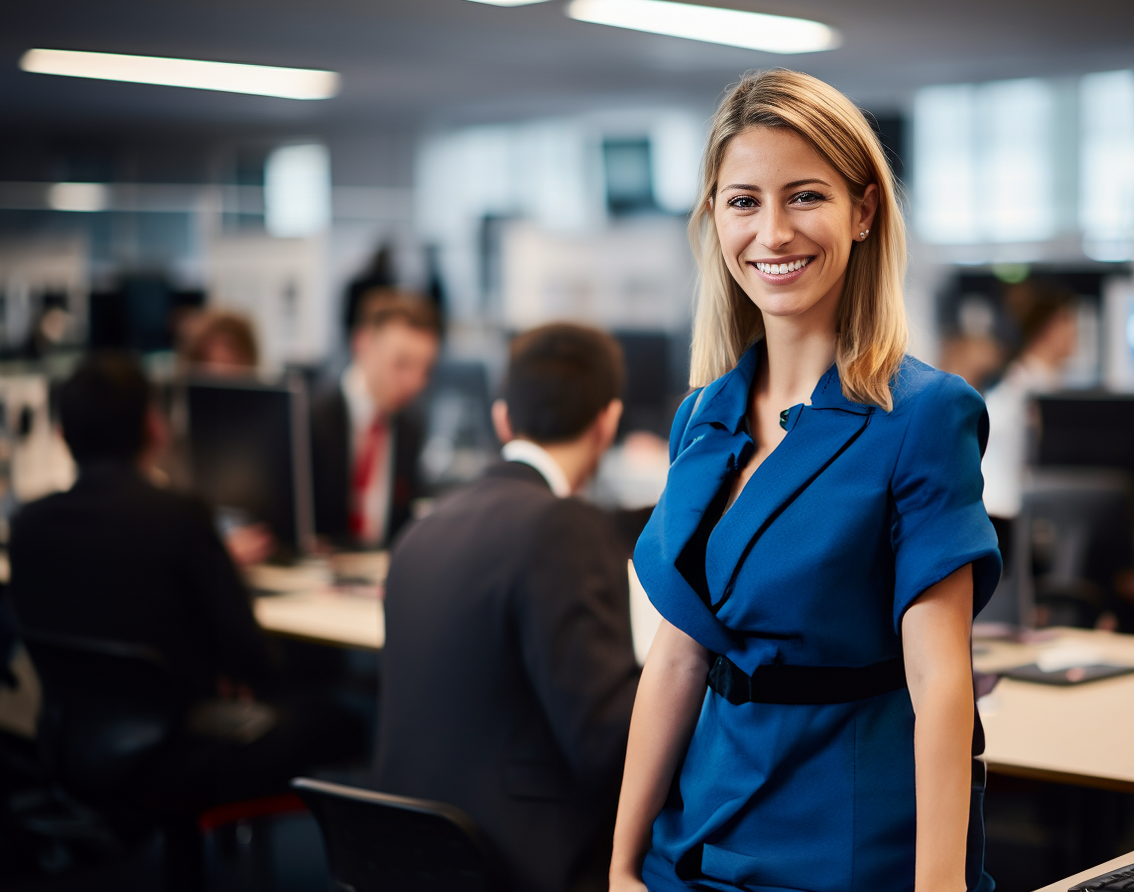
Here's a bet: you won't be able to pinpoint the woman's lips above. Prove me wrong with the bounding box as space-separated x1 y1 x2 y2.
748 256 813 285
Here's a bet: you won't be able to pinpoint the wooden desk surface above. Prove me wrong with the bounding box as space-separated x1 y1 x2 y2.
1032 850 1134 892
248 555 386 651
974 628 1134 791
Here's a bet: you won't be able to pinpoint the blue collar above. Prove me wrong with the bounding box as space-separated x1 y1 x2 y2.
688 340 874 439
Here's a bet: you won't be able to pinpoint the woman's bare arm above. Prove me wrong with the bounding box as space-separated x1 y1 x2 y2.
609 618 711 891
902 563 976 892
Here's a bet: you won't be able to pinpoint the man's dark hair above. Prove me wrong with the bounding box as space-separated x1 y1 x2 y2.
354 290 442 337
504 324 624 444
59 353 152 465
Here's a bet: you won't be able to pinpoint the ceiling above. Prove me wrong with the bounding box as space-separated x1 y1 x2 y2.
3 0 1134 136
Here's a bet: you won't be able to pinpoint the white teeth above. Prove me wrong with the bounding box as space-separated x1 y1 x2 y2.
755 258 810 275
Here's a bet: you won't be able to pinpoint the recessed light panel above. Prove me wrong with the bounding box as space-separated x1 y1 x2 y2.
20 49 340 100
566 0 840 54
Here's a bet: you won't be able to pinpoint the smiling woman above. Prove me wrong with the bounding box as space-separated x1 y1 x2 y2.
609 70 1002 892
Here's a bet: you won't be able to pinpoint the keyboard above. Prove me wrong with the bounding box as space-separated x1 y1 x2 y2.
1070 863 1134 890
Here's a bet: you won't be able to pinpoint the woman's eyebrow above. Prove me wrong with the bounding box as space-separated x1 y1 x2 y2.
719 178 832 191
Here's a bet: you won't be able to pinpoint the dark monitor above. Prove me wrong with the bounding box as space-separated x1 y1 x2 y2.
185 376 314 558
1034 393 1134 476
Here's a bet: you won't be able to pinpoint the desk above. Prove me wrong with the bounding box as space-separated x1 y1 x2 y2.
1033 851 1134 892
974 628 1134 792
250 556 663 661
248 556 386 651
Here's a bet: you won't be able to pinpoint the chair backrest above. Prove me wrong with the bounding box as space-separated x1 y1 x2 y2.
291 777 502 892
20 627 181 802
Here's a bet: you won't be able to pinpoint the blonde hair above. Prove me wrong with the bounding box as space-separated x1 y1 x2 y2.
689 69 908 411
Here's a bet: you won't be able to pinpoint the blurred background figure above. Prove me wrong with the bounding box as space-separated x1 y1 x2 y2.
937 333 1007 392
178 310 260 377
310 292 440 549
376 323 640 892
982 283 1079 521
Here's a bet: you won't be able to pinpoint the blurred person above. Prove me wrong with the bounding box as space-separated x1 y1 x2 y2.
937 333 1006 392
179 309 259 376
9 354 363 816
310 291 440 548
982 284 1078 519
610 70 1000 892
375 324 641 892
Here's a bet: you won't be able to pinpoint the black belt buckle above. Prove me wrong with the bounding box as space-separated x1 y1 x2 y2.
709 654 750 705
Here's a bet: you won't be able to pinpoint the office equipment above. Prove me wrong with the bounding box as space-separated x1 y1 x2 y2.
1000 663 1134 685
1068 862 1134 891
185 375 314 558
292 777 501 892
419 359 496 488
1035 394 1134 476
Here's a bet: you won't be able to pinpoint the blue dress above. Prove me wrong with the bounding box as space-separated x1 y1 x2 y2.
634 342 1002 892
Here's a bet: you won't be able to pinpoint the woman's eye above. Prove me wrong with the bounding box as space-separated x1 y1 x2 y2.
727 196 757 209
791 191 825 205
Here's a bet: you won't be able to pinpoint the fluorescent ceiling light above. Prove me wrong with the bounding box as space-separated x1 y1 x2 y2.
464 0 553 5
20 49 340 100
566 0 839 54
47 183 109 212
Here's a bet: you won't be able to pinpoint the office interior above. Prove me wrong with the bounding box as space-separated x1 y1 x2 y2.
2 1 1134 890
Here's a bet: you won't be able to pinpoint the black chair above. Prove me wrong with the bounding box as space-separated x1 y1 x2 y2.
291 777 502 892
19 628 300 890
20 628 181 808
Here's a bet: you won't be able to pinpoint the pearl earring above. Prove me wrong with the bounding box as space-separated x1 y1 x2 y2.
858 229 869 240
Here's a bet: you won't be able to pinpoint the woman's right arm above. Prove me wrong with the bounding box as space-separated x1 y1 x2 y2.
610 618 711 891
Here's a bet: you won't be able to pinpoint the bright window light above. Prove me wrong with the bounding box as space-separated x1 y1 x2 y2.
565 0 839 54
1080 70 1134 256
47 182 109 212
20 49 340 100
265 144 331 237
914 78 1055 244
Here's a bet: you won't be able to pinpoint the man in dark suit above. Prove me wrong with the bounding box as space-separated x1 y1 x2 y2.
310 292 440 548
10 354 358 813
375 324 641 892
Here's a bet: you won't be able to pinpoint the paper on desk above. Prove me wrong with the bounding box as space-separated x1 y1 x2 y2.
1035 643 1105 672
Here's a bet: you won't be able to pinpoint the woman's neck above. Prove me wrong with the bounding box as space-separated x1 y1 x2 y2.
758 318 838 410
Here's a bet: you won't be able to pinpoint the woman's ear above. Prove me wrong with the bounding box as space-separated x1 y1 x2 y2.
855 183 879 236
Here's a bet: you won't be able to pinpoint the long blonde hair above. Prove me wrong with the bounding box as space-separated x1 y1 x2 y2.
688 69 908 411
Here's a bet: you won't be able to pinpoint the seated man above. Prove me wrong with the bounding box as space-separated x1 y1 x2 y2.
310 292 441 548
375 323 641 892
9 354 357 812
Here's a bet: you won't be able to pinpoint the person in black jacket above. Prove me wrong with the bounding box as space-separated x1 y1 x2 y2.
9 354 358 813
310 292 440 548
375 324 641 892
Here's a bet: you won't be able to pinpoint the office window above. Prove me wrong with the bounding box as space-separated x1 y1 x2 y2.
265 144 331 238
914 78 1056 244
1080 70 1134 260
914 85 978 243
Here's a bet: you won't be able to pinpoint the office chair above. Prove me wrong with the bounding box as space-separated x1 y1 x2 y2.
291 777 502 892
20 628 180 806
19 628 303 890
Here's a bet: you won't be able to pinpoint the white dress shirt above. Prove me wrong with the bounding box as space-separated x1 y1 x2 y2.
501 439 571 498
341 363 396 545
981 357 1060 518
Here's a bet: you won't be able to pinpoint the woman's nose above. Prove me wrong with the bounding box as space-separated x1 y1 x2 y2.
758 205 793 250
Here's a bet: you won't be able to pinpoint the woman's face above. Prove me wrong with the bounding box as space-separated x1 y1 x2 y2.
713 126 877 330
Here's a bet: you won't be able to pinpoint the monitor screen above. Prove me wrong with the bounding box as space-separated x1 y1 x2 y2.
185 376 314 558
1035 393 1134 476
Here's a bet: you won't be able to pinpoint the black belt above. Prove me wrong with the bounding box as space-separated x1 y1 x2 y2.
708 654 907 705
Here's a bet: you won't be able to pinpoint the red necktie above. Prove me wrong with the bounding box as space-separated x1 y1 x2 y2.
349 415 388 540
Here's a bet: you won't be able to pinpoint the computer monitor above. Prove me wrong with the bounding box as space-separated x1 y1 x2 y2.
185 375 314 559
1034 393 1134 476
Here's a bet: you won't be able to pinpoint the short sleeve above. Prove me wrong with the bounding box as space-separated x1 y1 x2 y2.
891 374 1002 631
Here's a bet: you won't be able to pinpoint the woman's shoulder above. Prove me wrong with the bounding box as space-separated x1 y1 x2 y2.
888 355 983 419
